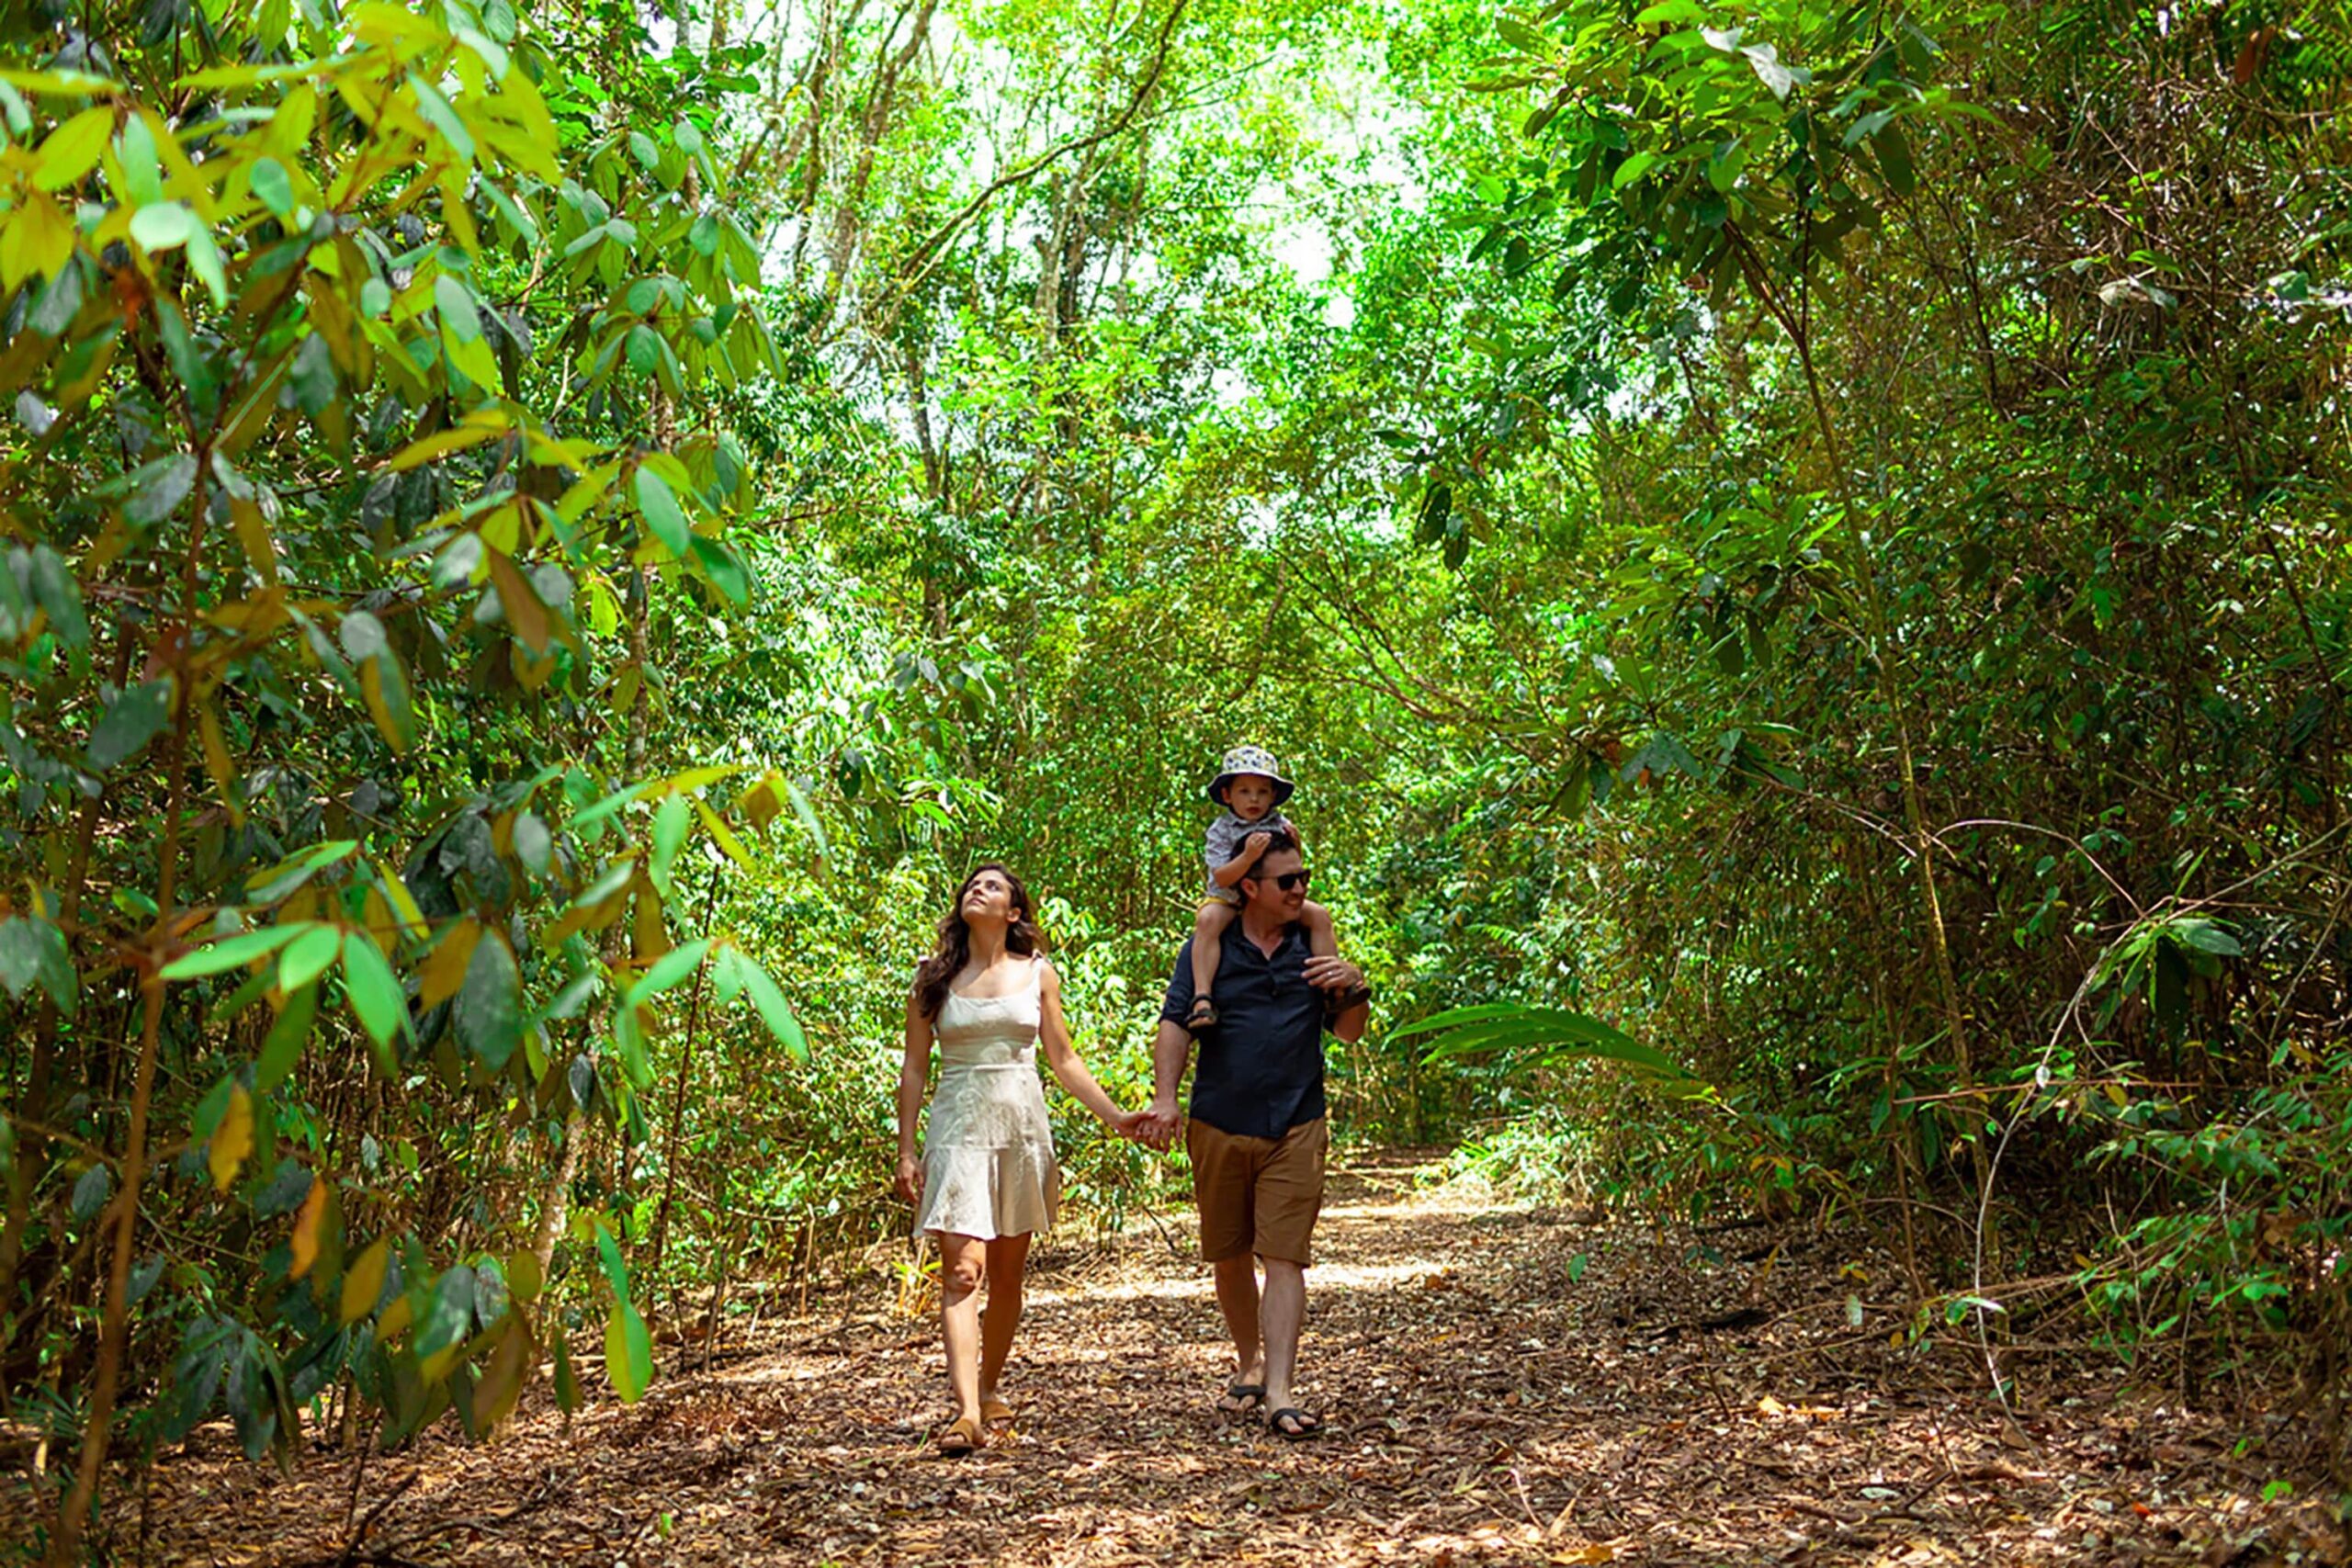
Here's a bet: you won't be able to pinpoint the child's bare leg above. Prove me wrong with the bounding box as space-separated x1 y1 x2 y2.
1190 901 1237 1025
1302 899 1338 958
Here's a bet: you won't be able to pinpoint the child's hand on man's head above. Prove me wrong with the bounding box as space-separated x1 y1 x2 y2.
1244 830 1270 855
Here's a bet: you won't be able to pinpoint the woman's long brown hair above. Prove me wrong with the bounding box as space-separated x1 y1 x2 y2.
912 863 1048 1021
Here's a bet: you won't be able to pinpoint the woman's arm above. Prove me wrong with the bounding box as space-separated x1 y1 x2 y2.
894 985 933 1203
1036 963 1148 1135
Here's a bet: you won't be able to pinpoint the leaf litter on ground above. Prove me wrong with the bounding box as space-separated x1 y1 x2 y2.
57 1153 2351 1567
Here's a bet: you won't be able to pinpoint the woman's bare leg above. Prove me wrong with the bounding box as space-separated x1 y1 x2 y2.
978 1232 1031 1404
936 1233 987 1427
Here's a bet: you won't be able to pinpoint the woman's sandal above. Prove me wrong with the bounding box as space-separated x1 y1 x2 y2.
936 1416 985 1455
1265 1406 1324 1441
1217 1382 1265 1416
1185 996 1219 1035
980 1396 1014 1425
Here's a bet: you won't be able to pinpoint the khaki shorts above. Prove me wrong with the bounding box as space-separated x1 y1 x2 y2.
1187 1117 1327 1266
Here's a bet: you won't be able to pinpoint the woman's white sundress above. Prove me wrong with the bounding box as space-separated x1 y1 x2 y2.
914 953 1061 1240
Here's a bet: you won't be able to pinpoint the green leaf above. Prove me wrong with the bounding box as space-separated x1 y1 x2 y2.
613 1000 651 1087
553 1328 581 1414
127 199 197 253
712 945 750 1005
163 923 303 980
87 679 175 771
1495 16 1547 52
454 931 522 1069
625 937 708 1007
410 77 475 163
689 538 752 605
632 465 691 556
250 156 294 216
341 931 408 1059
124 455 197 526
72 1164 111 1224
255 981 315 1092
650 792 688 896
435 274 484 342
594 1224 630 1297
735 958 808 1064
28 545 87 654
513 812 552 874
1392 1003 1691 1083
277 923 342 991
0 916 64 1002
1612 151 1657 190
418 1264 477 1358
2170 919 2242 958
605 1300 651 1402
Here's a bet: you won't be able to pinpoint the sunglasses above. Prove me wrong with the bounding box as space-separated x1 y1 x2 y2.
1255 870 1311 892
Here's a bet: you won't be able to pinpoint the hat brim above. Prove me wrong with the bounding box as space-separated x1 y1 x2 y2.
1208 771 1295 807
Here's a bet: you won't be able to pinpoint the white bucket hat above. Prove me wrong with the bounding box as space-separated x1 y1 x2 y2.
1206 744 1295 806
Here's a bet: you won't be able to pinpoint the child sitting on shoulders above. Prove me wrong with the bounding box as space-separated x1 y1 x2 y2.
1186 744 1337 1035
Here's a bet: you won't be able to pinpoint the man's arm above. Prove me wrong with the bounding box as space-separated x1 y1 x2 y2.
1148 942 1199 1145
1304 954 1372 1043
1148 1019 1193 1145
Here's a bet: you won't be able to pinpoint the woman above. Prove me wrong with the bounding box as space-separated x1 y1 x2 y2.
894 863 1148 1454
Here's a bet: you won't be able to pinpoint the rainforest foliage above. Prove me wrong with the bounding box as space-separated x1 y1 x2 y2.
0 0 2345 1548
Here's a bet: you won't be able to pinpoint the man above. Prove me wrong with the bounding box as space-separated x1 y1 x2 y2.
1144 829 1371 1440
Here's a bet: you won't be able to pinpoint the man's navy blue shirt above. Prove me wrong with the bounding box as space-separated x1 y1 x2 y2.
1160 922 1329 1140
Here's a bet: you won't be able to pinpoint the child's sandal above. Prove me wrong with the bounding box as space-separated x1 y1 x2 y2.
1185 996 1219 1035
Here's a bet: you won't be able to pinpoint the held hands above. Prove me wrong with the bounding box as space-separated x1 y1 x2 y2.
893 1154 922 1206
1114 1100 1182 1151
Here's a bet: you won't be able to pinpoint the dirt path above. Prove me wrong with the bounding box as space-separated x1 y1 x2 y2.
97 1154 2343 1565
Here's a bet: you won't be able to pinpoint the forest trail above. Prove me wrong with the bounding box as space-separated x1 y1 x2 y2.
137 1154 2334 1567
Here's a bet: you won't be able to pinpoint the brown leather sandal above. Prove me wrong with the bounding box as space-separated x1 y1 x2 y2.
936 1416 984 1455
980 1396 1014 1424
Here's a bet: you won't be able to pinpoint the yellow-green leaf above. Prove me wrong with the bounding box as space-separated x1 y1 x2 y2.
209 1083 254 1193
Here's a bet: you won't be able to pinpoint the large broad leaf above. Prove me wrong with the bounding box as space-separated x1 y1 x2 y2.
632 465 690 556
417 1264 477 1362
341 1239 390 1325
276 923 342 992
340 930 409 1060
454 931 522 1068
1394 1003 1692 1083
605 1299 650 1403
0 914 74 1010
87 678 174 771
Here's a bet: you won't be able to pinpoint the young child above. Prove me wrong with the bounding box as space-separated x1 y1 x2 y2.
1186 744 1338 1034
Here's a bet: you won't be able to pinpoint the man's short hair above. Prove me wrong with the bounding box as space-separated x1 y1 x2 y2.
1238 829 1301 904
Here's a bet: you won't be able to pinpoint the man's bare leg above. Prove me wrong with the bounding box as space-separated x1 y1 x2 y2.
1258 1257 1307 1418
1213 1253 1263 1410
